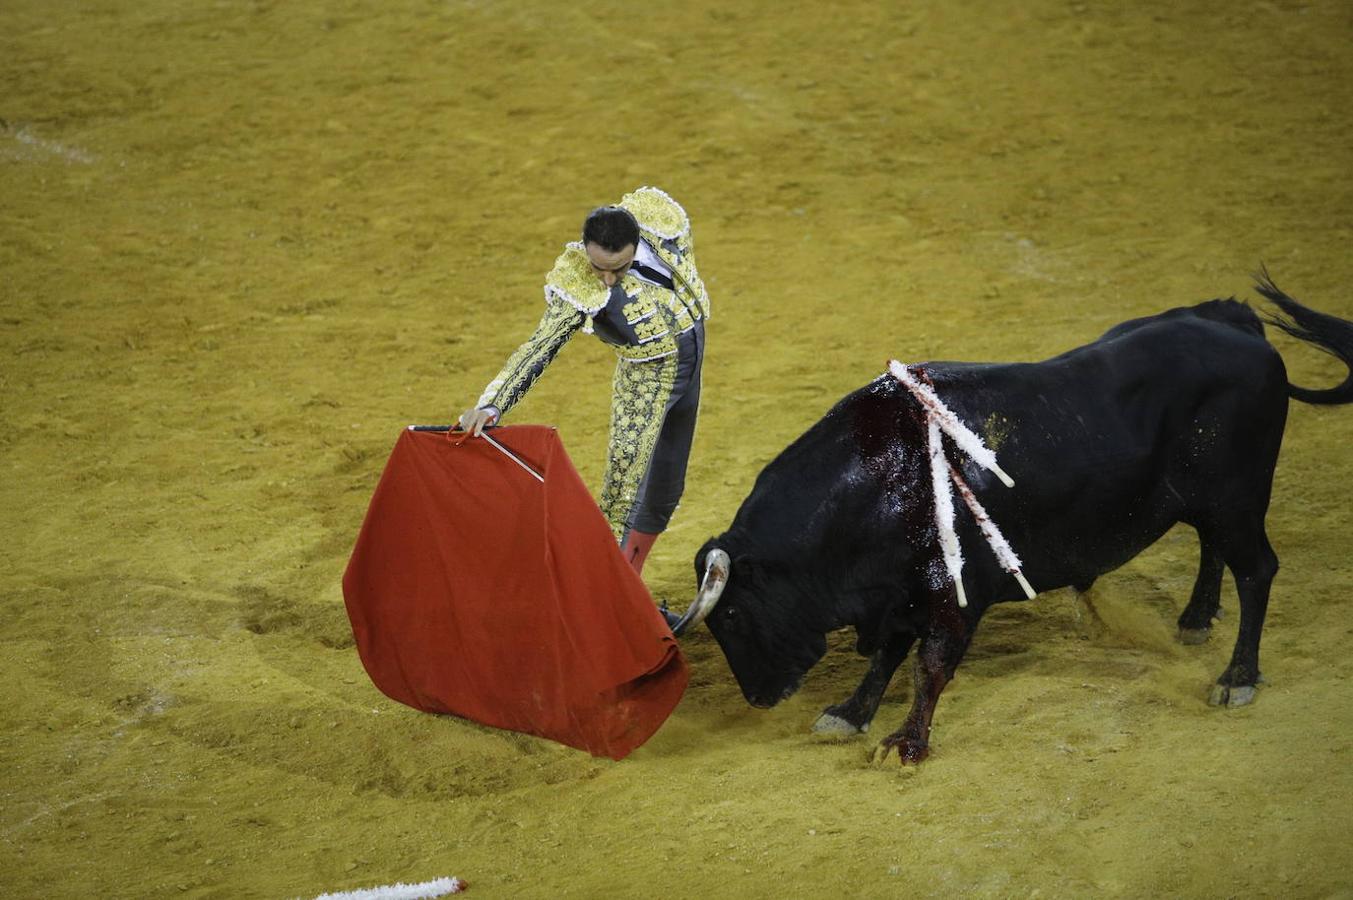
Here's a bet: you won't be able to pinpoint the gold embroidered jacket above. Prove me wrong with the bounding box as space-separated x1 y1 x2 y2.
476 186 710 416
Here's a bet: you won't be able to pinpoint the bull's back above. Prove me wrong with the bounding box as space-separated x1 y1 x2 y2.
915 304 1287 592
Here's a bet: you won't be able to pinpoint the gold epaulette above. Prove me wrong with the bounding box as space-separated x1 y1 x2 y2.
543 243 610 333
618 186 691 243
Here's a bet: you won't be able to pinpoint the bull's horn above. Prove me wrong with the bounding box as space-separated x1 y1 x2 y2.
672 549 730 637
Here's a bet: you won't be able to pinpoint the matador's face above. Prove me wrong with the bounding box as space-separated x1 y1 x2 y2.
585 241 636 288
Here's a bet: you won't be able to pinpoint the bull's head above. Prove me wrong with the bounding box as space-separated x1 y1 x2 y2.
673 540 830 708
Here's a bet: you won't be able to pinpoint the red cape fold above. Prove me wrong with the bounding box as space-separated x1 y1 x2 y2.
342 425 688 760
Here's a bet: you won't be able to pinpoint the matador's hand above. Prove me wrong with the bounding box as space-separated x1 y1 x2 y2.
458 406 498 437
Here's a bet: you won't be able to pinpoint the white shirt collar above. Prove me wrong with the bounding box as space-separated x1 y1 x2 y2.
632 240 673 280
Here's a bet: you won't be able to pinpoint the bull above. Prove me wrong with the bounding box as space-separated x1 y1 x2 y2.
672 274 1353 763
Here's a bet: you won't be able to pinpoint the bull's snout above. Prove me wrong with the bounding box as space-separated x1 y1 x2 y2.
743 674 805 709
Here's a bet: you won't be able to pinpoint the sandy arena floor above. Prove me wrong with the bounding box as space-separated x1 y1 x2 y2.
3 1 1352 897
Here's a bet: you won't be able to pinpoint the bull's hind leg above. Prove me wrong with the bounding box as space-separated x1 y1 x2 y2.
813 632 915 737
1210 528 1279 708
1178 533 1226 644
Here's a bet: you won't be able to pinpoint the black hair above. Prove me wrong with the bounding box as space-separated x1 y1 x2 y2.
581 206 641 252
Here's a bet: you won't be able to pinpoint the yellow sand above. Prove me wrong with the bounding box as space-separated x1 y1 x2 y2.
3 1 1351 897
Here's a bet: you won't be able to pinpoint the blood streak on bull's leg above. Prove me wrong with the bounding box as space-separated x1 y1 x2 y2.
875 589 974 764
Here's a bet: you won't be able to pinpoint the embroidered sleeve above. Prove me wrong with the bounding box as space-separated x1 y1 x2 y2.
475 298 585 417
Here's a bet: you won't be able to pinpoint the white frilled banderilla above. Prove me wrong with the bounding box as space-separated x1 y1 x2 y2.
887 361 1037 608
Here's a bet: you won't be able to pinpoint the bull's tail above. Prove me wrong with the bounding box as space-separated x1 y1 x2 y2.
1256 268 1353 406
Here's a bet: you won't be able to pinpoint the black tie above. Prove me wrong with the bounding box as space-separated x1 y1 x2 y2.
630 262 674 290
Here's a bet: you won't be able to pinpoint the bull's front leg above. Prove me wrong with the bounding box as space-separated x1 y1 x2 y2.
876 598 973 765
813 632 915 737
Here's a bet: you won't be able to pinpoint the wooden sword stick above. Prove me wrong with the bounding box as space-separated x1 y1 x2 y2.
407 425 544 482
478 432 544 483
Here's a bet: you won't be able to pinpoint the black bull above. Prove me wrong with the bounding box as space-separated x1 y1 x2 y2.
679 277 1353 763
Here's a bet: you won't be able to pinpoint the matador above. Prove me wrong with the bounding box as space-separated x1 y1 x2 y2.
459 186 710 579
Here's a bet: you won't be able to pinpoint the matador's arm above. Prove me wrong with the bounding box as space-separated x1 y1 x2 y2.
474 298 586 420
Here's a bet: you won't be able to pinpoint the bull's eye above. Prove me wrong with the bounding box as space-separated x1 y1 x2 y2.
718 605 744 634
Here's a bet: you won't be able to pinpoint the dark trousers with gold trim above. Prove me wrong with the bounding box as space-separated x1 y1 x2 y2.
599 322 705 542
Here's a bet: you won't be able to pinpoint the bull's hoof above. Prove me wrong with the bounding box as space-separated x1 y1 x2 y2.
872 734 929 766
1209 683 1257 708
1178 626 1212 645
812 713 868 738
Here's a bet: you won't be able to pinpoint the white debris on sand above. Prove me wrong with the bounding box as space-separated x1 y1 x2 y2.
312 876 467 900
4 125 98 165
